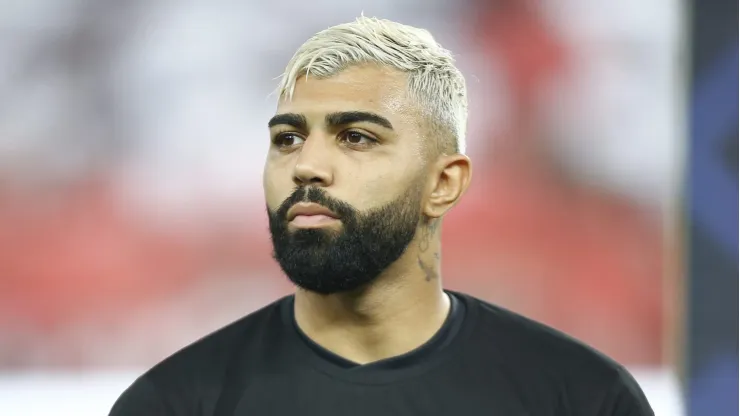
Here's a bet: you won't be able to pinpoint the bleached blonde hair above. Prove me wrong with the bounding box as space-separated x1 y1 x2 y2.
277 16 468 155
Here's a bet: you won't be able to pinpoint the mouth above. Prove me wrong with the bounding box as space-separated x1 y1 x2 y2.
287 202 340 228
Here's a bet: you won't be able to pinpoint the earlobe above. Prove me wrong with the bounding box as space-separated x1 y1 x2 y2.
423 154 472 219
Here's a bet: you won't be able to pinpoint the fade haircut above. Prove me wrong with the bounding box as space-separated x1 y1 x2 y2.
277 16 468 155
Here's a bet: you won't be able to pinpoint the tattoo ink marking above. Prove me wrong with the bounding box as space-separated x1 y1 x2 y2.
417 256 438 281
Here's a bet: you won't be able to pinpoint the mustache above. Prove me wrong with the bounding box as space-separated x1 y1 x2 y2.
276 186 357 220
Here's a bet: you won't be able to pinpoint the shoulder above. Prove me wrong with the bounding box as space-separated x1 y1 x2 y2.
462 293 625 377
459 293 654 415
109 296 290 415
109 376 169 416
147 295 287 381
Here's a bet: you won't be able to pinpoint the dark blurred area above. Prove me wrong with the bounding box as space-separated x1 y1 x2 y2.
685 0 738 415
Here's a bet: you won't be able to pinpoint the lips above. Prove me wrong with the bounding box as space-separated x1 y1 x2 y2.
286 202 339 222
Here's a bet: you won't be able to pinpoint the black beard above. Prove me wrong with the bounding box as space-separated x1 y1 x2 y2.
267 185 421 295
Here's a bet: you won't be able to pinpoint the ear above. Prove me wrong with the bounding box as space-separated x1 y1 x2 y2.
423 154 472 219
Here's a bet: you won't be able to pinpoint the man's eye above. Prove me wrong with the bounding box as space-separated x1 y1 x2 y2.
340 131 377 146
274 133 305 147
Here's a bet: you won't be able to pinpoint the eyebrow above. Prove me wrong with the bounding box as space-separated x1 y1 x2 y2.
268 113 308 130
267 111 394 131
325 111 394 130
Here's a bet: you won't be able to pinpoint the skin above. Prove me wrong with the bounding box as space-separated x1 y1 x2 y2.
264 64 472 364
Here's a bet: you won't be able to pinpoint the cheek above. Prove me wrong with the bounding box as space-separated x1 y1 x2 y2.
263 165 292 210
351 167 425 210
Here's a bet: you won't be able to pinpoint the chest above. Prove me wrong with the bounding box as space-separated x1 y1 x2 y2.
225 371 549 416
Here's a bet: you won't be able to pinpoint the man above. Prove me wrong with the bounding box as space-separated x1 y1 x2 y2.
110 16 654 415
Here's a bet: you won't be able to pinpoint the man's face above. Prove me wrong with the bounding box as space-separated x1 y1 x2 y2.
264 65 429 294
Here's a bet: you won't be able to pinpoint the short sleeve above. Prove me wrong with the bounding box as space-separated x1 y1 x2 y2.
109 376 172 416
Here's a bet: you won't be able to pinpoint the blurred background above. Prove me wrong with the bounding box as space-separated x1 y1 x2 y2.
0 0 735 415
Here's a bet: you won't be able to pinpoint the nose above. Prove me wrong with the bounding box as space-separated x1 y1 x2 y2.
292 135 334 187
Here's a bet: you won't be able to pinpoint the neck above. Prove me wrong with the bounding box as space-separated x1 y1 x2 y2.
293 233 448 364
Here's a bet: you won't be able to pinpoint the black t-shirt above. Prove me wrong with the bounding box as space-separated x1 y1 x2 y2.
109 292 654 416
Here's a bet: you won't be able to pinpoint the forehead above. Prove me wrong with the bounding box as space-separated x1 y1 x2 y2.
277 65 417 121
